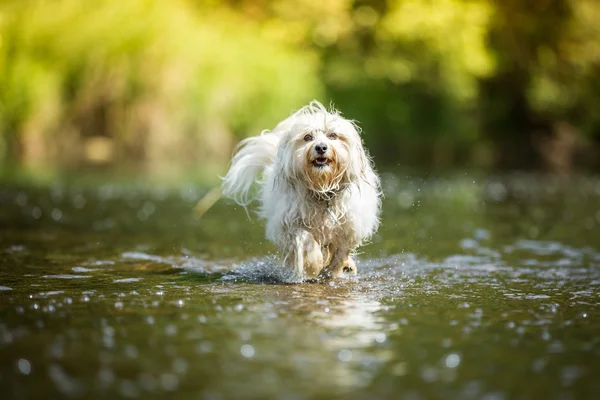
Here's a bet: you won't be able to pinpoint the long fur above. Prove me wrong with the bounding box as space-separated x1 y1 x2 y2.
222 100 382 280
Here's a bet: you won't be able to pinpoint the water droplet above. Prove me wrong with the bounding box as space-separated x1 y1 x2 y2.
73 194 86 209
196 341 212 354
114 278 143 283
125 345 138 359
392 362 408 376
173 358 188 375
160 373 179 391
164 325 177 336
138 372 156 391
541 330 551 341
532 358 546 373
137 211 148 221
460 238 478 249
142 202 156 215
338 349 352 362
375 333 386 343
444 353 460 368
15 192 28 206
421 366 438 382
584 218 594 230
17 358 31 375
98 368 115 388
119 379 139 398
51 209 62 221
486 182 507 202
32 207 42 219
561 366 582 387
241 344 255 358
1 330 13 344
474 228 490 240
529 226 539 238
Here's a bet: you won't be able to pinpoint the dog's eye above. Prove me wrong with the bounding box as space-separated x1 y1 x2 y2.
303 134 314 142
327 132 338 139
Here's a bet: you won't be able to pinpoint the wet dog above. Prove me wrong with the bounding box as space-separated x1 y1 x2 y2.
222 101 381 280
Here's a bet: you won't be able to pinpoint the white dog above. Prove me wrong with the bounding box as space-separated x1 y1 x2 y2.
222 101 382 280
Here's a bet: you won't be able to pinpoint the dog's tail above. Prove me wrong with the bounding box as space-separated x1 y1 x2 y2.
221 130 279 207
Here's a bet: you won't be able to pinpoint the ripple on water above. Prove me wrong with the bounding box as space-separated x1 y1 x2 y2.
122 251 166 263
34 291 65 298
71 267 99 273
121 251 231 274
7 245 25 253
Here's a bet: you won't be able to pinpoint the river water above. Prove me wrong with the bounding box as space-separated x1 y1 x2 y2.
1 171 599 399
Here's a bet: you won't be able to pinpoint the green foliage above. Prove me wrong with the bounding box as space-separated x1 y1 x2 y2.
0 0 599 169
0 0 322 165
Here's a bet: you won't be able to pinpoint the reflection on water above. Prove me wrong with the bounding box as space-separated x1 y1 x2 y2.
1 172 599 398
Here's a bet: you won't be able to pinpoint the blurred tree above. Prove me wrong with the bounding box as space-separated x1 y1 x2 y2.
1 0 599 172
321 0 495 165
0 0 321 170
480 0 600 170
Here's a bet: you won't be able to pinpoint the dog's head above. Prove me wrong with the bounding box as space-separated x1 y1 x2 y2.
276 101 373 197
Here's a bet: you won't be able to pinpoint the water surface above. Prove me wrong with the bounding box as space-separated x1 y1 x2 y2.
1 171 599 399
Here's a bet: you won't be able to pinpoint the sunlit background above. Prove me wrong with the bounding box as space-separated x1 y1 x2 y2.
1 0 599 181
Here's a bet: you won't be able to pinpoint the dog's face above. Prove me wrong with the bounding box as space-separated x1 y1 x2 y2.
278 112 369 195
297 128 349 193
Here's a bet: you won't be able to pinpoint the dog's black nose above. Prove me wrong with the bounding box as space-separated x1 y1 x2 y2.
315 143 328 154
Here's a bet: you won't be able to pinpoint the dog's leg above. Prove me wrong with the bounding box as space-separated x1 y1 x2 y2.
284 230 324 280
302 232 324 279
319 248 357 278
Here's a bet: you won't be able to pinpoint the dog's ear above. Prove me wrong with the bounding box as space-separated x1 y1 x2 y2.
349 137 374 186
273 137 298 191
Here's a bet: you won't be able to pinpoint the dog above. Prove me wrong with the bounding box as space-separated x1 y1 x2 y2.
222 101 382 280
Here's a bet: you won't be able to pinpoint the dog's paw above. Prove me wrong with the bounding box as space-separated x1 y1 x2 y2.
318 257 357 280
341 257 357 275
342 265 355 274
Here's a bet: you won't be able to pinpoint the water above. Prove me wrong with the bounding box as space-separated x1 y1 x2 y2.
1 171 600 399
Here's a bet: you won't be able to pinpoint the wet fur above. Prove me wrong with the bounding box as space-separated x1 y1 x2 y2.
222 101 382 280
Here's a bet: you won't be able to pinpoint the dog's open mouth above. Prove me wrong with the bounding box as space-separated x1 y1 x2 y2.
312 157 330 167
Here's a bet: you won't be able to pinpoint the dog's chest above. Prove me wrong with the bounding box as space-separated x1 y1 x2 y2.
304 205 349 246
